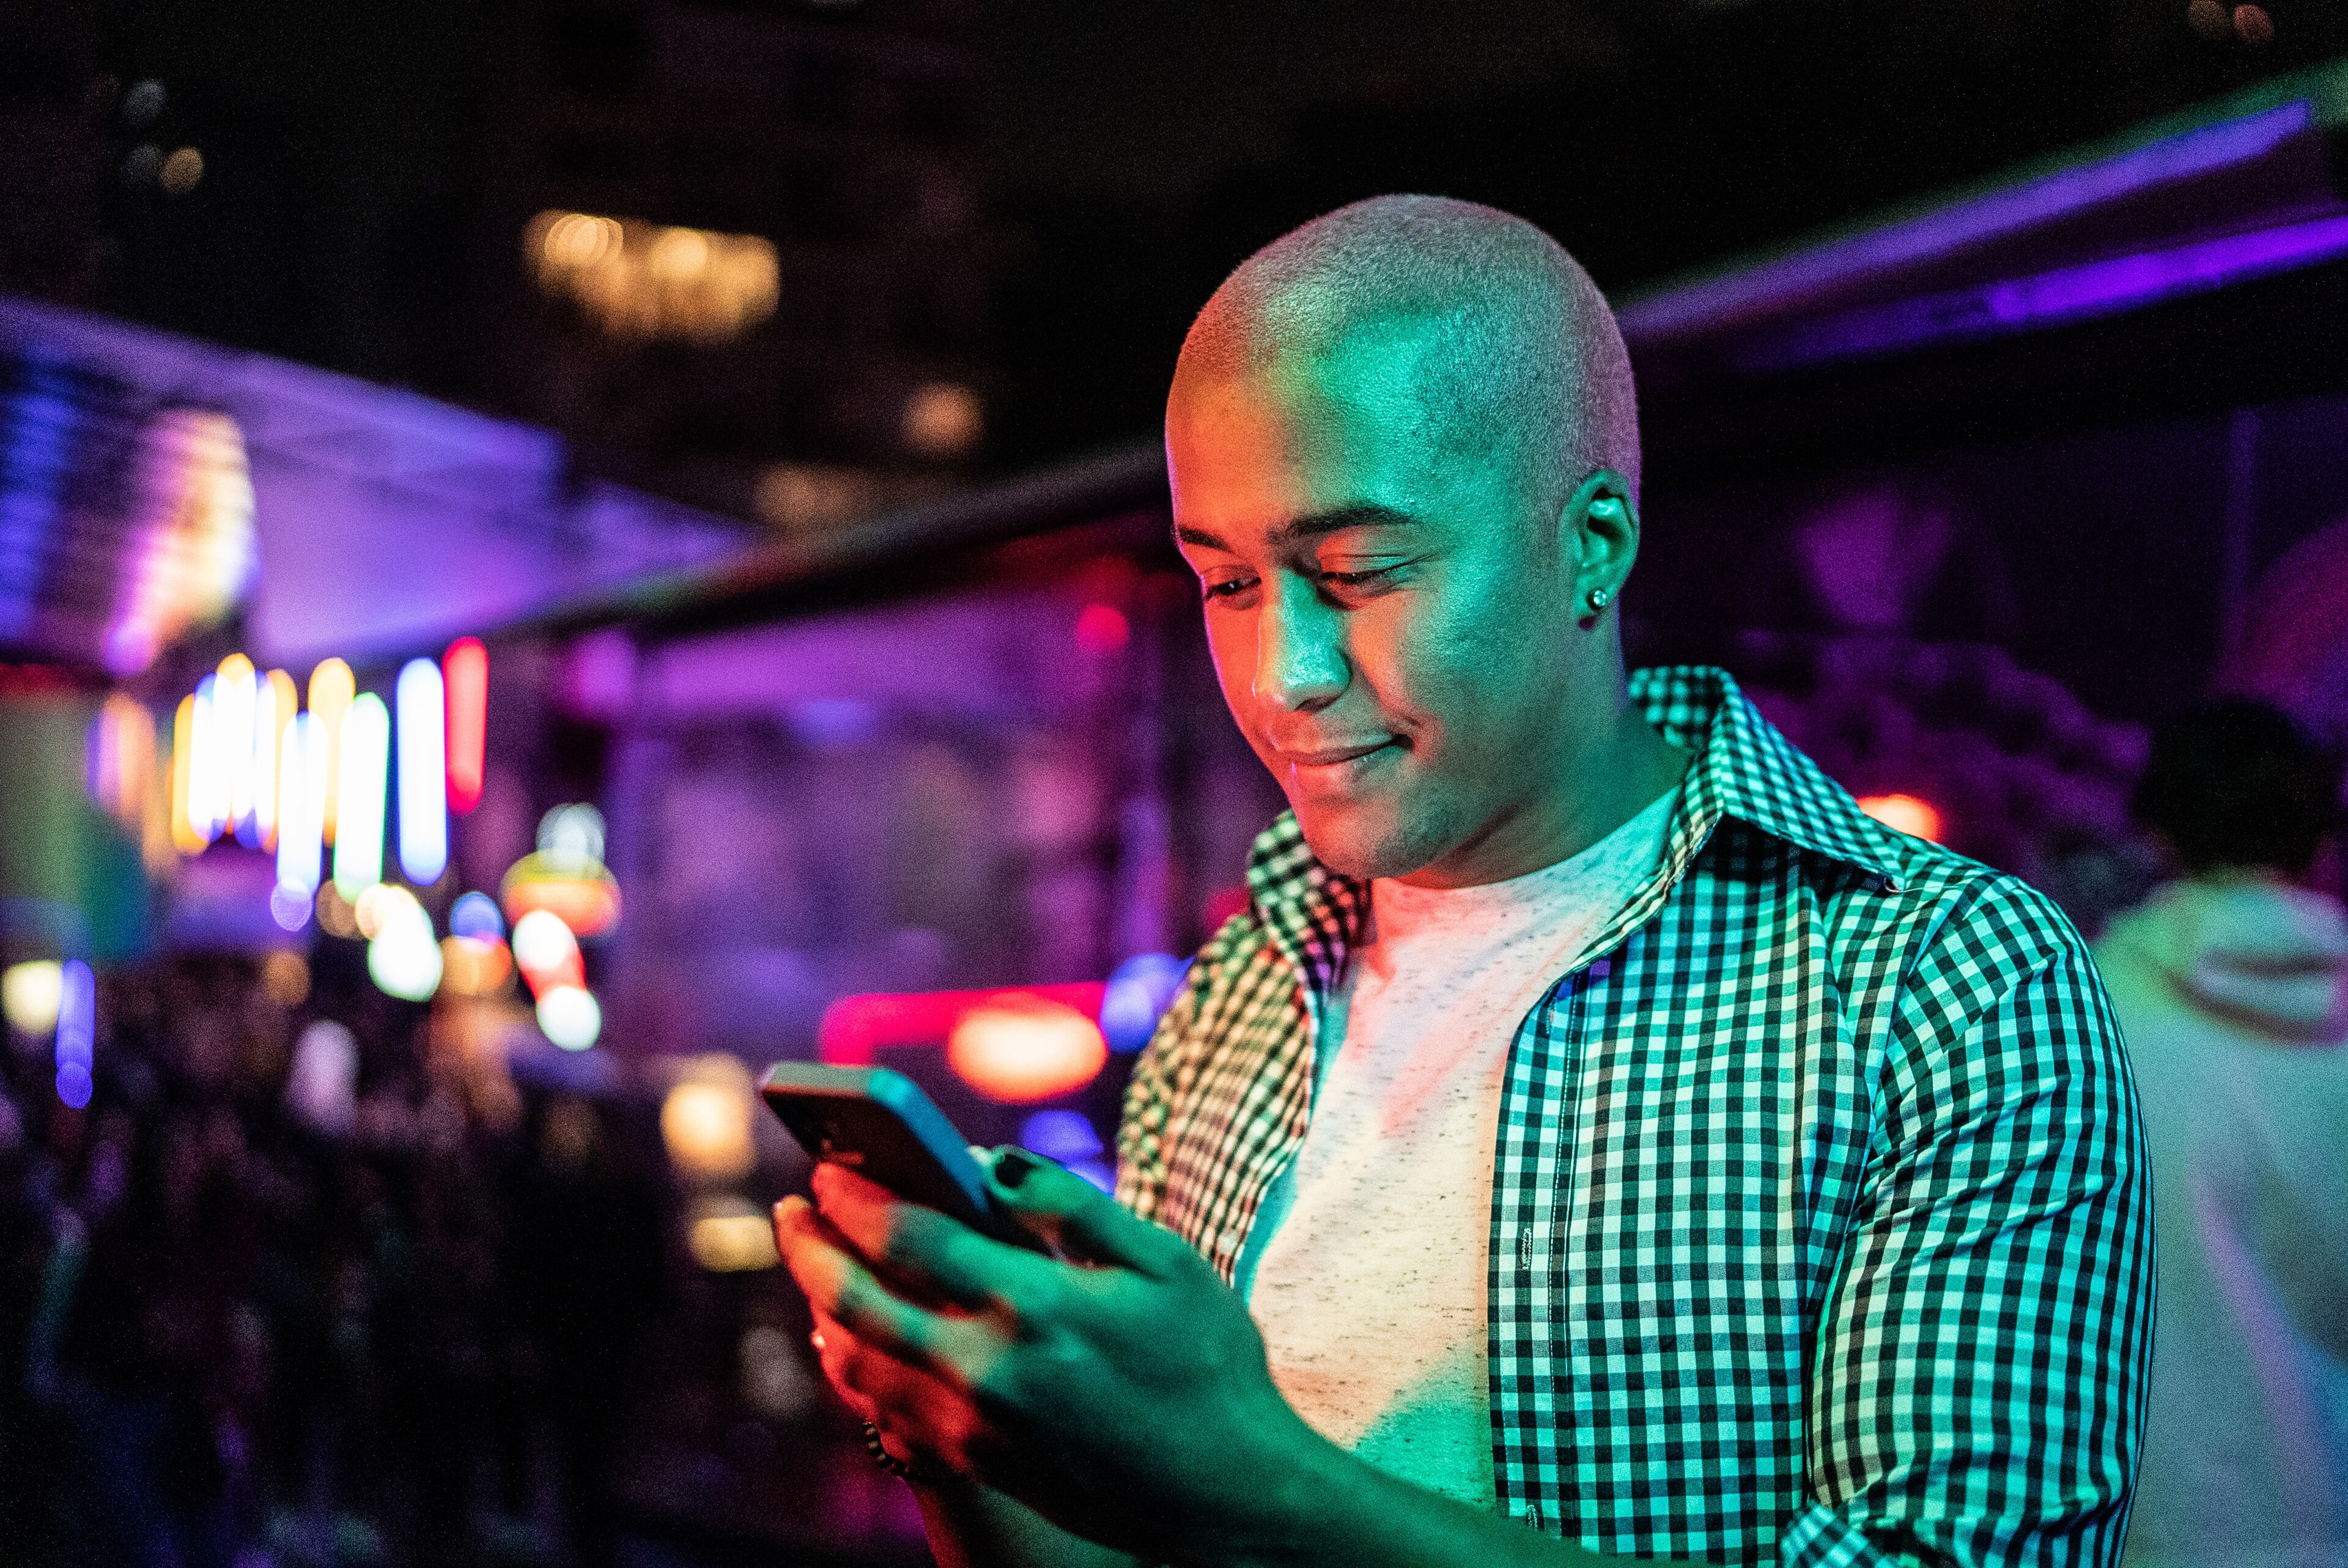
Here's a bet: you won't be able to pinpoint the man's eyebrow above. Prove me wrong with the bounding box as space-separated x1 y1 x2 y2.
1172 504 1420 554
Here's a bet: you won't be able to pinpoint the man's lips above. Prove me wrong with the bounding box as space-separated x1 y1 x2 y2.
1272 738 1400 770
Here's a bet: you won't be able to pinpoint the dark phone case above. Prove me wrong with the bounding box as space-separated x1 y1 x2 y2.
760 1062 1049 1253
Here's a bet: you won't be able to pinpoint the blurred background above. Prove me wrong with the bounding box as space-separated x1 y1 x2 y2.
5 1 2348 1564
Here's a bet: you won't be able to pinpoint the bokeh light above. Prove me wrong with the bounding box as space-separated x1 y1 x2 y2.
444 637 489 814
687 1196 780 1272
1074 602 1129 655
308 658 355 842
260 950 310 1008
86 694 157 828
275 711 327 900
158 146 203 196
1856 792 1944 843
188 674 223 843
102 408 256 676
364 885 442 1002
536 985 602 1050
269 884 314 932
661 1060 758 1182
524 209 778 344
1098 951 1188 1052
902 382 984 457
55 960 95 1108
170 694 202 852
216 653 259 835
503 804 621 935
395 657 449 884
253 668 295 848
947 993 1107 1103
438 934 513 996
511 908 584 995
333 693 390 900
315 882 361 940
2 960 64 1036
1017 1109 1113 1191
286 1020 358 1136
449 891 504 941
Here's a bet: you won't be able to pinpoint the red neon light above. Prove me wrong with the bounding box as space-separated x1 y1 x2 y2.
1074 603 1129 655
445 637 488 814
818 983 1107 1066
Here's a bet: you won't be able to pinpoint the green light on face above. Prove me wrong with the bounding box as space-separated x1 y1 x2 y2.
332 693 390 902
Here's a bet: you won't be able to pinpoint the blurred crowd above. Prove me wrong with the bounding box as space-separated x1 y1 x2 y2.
0 949 681 1568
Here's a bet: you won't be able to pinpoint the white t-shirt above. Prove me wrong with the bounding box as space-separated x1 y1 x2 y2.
1239 787 1679 1507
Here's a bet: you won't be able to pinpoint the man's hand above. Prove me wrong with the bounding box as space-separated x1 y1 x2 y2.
774 1149 1327 1561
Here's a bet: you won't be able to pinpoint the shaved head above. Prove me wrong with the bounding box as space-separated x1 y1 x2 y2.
1164 194 1680 888
1174 193 1639 509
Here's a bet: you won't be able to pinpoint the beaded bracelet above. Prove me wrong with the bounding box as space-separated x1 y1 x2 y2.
862 1420 922 1480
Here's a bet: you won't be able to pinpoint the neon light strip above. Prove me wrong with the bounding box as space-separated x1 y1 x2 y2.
276 713 326 896
309 658 354 844
396 658 448 885
218 654 257 834
818 983 1108 1066
253 669 293 848
188 675 223 844
444 637 487 814
55 959 94 1109
169 694 201 853
1734 212 2348 372
333 693 389 900
1619 101 2316 344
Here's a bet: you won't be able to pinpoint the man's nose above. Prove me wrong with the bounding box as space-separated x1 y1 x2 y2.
1254 575 1348 713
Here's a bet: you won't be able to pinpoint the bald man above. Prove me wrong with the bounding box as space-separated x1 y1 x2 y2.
778 197 2152 1568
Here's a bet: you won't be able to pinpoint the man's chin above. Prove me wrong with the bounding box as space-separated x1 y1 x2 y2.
1288 799 1440 883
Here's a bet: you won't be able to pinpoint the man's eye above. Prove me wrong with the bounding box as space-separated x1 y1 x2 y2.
1201 576 1255 601
1316 565 1399 590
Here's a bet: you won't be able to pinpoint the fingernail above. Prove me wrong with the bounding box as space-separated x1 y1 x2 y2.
992 1147 1043 1189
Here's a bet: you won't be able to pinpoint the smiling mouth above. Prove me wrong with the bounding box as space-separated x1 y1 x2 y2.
1277 738 1398 770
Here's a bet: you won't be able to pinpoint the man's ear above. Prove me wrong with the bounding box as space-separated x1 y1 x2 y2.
1559 469 1640 603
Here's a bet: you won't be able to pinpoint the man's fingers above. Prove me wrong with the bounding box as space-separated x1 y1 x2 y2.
805 1308 880 1418
811 1162 1050 1309
776 1194 960 1377
983 1148 1196 1276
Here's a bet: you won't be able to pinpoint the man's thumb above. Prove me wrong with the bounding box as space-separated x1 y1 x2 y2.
984 1147 1185 1274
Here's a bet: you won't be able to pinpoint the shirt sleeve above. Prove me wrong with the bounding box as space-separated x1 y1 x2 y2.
1113 982 1186 1224
1791 883 2154 1568
1115 922 1227 1223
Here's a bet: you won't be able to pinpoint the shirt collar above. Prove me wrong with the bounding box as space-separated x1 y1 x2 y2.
1244 665 1907 984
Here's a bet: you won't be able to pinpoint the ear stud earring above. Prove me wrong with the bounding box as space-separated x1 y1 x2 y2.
1586 587 1610 611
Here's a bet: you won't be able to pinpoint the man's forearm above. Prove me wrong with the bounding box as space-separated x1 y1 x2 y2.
912 1474 1148 1568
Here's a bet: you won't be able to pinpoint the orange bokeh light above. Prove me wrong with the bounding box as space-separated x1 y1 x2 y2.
1856 792 1944 843
946 994 1109 1104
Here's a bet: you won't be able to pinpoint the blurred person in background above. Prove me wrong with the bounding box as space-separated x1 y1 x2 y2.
2099 700 2348 1568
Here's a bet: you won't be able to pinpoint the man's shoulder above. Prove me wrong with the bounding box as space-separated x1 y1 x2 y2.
1873 830 2093 967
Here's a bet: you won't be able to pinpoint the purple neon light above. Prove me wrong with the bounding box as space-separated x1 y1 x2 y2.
55 959 94 1109
1732 212 2348 373
1619 100 2317 345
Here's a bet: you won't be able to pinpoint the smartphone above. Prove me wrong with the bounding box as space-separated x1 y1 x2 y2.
761 1062 1050 1254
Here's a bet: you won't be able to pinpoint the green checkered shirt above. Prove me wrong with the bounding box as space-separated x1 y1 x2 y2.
1116 666 2151 1568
